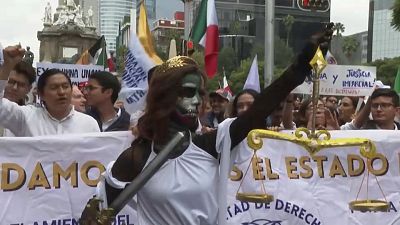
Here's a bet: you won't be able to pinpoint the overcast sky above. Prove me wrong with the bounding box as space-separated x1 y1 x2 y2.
0 0 369 63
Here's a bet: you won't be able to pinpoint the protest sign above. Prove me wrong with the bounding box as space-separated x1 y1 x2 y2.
227 130 400 225
293 65 376 96
36 63 104 86
0 132 136 225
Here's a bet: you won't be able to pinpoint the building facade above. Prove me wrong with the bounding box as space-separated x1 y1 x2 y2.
151 12 185 53
370 0 400 61
100 0 134 52
183 0 330 61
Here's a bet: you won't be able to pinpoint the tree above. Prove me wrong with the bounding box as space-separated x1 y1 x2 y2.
391 0 400 31
342 36 359 57
191 50 205 69
365 56 400 88
155 46 168 61
282 15 295 47
218 47 238 74
274 36 294 68
116 45 128 74
164 29 184 55
250 42 265 60
333 22 345 37
228 21 241 35
229 58 263 93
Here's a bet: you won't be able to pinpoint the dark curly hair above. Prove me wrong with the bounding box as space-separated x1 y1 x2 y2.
137 57 207 144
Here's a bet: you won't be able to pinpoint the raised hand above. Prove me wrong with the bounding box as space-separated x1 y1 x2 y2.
3 45 25 69
0 44 25 80
324 108 340 130
295 23 334 85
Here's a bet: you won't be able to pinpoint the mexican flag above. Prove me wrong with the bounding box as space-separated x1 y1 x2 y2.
76 35 105 65
191 0 219 78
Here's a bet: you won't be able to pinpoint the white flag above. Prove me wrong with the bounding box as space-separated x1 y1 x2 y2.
325 50 337 64
243 55 260 92
119 32 155 114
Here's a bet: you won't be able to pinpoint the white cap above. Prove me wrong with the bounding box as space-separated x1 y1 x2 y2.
375 80 391 89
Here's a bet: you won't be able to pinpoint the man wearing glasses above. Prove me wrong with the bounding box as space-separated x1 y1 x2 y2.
341 88 400 130
1 61 35 136
84 71 130 132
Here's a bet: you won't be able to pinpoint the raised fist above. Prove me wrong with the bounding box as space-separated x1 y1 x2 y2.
3 45 25 69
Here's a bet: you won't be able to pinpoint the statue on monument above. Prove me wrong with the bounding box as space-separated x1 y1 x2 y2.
66 0 76 11
74 5 86 27
87 6 94 27
23 47 34 65
53 1 86 27
44 2 52 24
54 8 68 25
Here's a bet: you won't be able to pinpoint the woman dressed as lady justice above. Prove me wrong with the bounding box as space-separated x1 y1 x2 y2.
81 25 334 225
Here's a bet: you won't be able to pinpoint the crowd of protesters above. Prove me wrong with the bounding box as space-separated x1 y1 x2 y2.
0 44 399 139
198 86 400 133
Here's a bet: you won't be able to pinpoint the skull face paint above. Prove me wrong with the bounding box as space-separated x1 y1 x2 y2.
175 73 203 130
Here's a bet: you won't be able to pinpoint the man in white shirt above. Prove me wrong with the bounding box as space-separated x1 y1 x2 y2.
0 45 100 136
341 88 400 130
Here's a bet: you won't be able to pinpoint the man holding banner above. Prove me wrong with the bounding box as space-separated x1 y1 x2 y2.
0 45 100 136
81 25 334 225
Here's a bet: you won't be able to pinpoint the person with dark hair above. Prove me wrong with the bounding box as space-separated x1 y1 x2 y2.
0 48 100 136
337 96 364 126
204 88 231 128
1 61 36 136
231 89 259 117
294 97 339 130
85 71 130 132
4 61 35 105
81 25 334 225
341 88 400 130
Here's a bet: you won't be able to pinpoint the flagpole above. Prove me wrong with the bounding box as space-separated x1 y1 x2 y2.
264 0 275 87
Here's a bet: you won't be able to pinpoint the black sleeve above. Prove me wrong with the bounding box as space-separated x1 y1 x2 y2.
192 55 312 156
229 57 312 149
104 138 151 204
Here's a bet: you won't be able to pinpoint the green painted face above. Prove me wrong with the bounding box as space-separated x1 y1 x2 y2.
176 73 203 119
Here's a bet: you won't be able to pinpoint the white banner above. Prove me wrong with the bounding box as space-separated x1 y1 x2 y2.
227 130 400 225
293 65 376 96
0 132 137 225
36 63 104 86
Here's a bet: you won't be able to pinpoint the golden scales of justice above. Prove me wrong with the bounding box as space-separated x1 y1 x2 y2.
235 46 390 213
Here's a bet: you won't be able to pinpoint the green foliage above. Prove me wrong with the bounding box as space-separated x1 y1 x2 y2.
155 46 168 61
342 36 359 57
250 42 265 60
274 37 294 68
191 49 205 69
333 22 345 37
391 0 400 31
116 45 128 74
365 57 400 88
228 21 241 34
218 47 238 74
282 15 295 47
206 75 223 92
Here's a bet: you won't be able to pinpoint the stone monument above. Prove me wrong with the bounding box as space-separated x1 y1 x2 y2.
37 0 99 63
